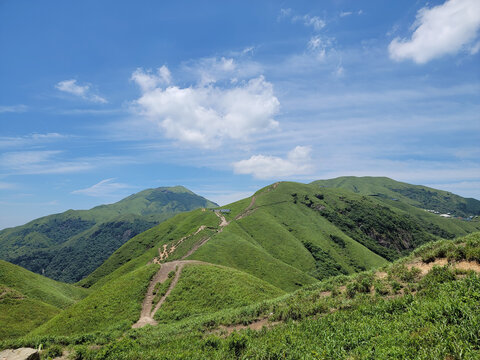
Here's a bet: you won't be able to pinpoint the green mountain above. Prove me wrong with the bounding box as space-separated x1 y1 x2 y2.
0 260 89 339
25 180 479 340
0 186 217 283
312 176 480 218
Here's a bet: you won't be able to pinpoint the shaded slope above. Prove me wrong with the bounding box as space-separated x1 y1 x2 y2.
0 186 217 282
312 176 480 217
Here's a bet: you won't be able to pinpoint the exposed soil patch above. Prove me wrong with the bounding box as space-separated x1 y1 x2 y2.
213 318 281 336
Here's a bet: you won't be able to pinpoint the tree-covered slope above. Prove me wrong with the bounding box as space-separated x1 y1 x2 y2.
312 176 480 217
0 260 89 339
0 187 217 283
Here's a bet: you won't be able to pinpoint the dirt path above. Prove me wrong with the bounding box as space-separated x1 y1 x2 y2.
133 260 206 328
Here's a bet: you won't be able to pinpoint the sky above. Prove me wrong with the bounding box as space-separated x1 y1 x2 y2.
1 0 479 229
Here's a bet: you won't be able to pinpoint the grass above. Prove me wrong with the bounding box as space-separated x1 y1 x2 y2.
8 232 476 359
154 263 284 323
31 264 159 336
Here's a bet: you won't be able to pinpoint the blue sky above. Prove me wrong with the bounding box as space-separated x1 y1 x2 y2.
1 0 479 229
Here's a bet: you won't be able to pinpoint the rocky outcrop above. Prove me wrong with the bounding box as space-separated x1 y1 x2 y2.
0 348 39 360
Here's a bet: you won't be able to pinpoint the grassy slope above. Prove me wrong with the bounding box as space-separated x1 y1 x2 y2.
312 176 480 217
0 260 89 339
31 264 159 336
154 263 285 323
0 187 216 283
12 232 479 359
0 260 88 309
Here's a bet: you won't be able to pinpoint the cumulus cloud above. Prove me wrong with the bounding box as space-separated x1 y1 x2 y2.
389 0 480 64
131 65 171 92
55 79 107 103
132 62 280 148
72 178 131 197
232 146 313 179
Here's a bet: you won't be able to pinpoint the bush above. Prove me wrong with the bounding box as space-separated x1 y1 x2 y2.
42 344 62 359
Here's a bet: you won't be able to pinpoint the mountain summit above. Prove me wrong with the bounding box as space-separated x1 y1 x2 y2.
0 186 217 282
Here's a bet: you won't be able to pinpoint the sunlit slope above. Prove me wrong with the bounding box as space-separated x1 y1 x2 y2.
31 264 158 336
32 262 283 336
81 181 477 294
0 186 217 283
312 176 480 218
0 260 89 339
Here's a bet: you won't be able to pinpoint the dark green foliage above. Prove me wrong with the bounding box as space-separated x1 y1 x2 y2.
42 344 62 359
0 187 216 283
313 176 480 217
303 241 349 279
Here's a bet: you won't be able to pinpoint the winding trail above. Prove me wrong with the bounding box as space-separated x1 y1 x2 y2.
133 260 206 328
133 185 280 329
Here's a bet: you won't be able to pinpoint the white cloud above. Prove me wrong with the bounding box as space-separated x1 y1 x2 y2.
340 11 353 17
131 66 171 92
72 178 131 197
0 104 27 113
293 15 326 31
0 133 66 148
389 0 480 63
55 79 107 103
232 146 313 179
132 64 280 148
0 150 93 174
0 182 15 190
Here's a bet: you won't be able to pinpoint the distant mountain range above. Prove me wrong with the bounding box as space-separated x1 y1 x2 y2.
0 186 217 283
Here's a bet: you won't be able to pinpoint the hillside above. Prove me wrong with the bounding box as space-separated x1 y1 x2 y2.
312 176 480 218
4 231 479 359
0 186 217 283
81 181 479 293
0 260 88 339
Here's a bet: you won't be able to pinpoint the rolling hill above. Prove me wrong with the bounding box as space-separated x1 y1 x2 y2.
0 260 89 339
0 186 217 283
22 180 478 341
1 178 479 359
312 176 480 218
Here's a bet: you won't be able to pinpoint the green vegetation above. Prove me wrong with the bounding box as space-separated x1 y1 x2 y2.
31 264 159 336
0 186 217 283
313 176 480 217
154 264 284 323
3 233 478 359
0 260 89 339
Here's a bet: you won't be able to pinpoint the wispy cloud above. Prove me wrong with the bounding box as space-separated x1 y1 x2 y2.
0 133 67 149
0 105 27 113
279 9 326 31
55 79 107 103
389 0 480 63
0 150 93 174
72 178 132 197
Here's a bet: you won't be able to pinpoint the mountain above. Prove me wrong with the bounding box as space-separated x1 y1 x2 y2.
312 176 480 218
0 186 217 283
1 180 480 358
27 180 479 339
0 260 88 339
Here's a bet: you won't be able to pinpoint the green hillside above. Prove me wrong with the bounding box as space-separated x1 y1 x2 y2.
0 186 217 283
0 260 89 339
312 176 480 217
4 233 479 359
